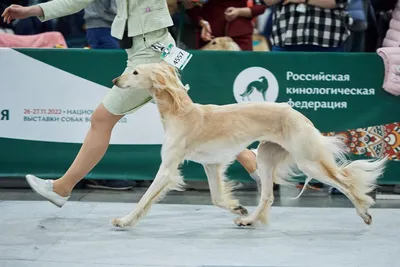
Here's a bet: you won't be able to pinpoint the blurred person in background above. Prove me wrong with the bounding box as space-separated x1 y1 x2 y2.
261 0 352 52
186 0 267 51
84 0 119 49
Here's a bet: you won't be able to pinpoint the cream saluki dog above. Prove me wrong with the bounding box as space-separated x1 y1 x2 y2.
111 61 387 228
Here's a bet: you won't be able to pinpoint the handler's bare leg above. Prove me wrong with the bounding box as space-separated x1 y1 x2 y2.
236 149 261 189
53 104 123 196
26 103 123 206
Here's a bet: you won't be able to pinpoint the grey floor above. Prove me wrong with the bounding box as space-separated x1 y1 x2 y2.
1 182 400 267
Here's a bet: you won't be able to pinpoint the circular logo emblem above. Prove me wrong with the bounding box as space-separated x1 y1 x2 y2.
233 67 279 103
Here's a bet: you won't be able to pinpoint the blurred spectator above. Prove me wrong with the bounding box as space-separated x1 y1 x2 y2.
56 10 86 48
186 0 267 51
382 0 400 47
344 0 368 52
168 1 197 49
167 0 179 15
84 0 119 49
365 0 398 52
265 0 352 52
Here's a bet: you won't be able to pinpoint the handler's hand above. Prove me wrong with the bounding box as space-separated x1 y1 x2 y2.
2 5 41 24
225 7 240 22
200 20 213 41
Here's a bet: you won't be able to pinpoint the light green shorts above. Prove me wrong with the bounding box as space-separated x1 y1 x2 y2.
102 28 176 115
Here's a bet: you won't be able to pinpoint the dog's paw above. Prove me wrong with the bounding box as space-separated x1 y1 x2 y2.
111 217 133 228
357 210 372 225
232 205 248 216
234 217 253 227
362 212 372 225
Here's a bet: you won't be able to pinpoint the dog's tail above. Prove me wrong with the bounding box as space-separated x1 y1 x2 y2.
326 134 386 200
338 156 387 208
294 133 387 207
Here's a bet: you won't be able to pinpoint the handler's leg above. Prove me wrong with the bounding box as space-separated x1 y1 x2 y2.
236 149 260 187
53 104 123 196
25 104 125 207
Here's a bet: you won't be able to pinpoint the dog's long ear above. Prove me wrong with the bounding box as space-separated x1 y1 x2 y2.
150 62 180 89
150 63 186 114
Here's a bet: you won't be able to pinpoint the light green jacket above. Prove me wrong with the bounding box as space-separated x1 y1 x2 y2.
38 0 173 39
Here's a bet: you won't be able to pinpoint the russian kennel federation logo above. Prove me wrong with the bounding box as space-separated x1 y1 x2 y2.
233 67 279 103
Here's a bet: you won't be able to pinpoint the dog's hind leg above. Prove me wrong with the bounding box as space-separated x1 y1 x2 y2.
288 124 386 225
112 144 185 228
295 159 375 224
296 155 386 225
234 142 296 227
241 87 254 101
204 164 248 216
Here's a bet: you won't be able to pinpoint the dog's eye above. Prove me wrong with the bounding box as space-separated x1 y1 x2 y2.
212 41 217 45
133 70 138 75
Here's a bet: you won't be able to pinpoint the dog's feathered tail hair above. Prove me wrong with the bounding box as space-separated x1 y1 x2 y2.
291 130 387 207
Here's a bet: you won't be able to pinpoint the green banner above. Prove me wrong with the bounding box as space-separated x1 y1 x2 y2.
0 49 398 184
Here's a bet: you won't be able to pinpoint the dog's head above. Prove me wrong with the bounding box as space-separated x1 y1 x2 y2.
112 61 186 92
200 37 241 51
113 61 190 114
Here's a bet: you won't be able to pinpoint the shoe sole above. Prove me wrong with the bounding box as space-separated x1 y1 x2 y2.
25 175 63 208
86 184 133 191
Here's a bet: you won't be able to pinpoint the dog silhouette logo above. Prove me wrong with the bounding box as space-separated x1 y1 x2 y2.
240 76 269 101
233 67 279 103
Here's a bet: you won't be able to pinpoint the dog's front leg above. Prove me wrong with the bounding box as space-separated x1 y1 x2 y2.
234 144 276 227
234 171 274 227
112 145 185 228
203 164 248 216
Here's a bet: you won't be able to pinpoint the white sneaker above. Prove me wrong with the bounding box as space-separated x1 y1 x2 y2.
25 174 70 208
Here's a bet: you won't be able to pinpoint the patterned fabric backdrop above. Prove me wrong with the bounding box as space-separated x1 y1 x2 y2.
324 122 400 161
